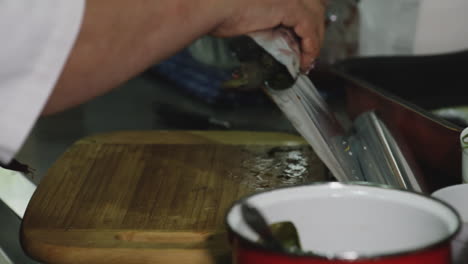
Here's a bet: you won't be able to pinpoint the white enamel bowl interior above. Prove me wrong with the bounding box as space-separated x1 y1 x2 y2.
227 183 459 257
433 184 468 221
433 184 468 243
433 184 468 263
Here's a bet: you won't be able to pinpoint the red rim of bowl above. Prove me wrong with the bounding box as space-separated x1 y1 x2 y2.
225 182 462 261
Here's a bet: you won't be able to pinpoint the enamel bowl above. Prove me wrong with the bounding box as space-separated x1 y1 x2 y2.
226 183 460 264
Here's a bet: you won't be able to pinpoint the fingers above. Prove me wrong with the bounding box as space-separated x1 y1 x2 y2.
211 0 326 72
295 18 322 71
282 0 326 72
301 38 318 72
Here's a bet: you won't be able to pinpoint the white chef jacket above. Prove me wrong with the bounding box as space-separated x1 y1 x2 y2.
0 1 85 164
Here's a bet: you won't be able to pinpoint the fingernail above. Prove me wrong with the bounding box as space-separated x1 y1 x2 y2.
304 61 316 75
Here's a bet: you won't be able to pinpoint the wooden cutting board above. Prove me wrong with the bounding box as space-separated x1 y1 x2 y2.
21 131 326 264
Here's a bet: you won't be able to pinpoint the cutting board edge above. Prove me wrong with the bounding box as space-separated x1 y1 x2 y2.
21 228 230 264
74 130 307 146
22 241 223 264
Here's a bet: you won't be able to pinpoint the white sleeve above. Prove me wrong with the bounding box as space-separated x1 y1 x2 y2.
0 1 85 164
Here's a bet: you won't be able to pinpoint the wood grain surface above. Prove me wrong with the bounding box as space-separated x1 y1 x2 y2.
21 131 326 264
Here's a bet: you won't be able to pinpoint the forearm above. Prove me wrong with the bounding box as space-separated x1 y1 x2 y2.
43 0 221 115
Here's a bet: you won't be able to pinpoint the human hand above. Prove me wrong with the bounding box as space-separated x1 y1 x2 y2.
211 0 327 72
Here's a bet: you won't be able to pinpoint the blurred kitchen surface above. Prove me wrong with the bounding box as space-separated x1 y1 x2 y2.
4 0 468 263
360 0 468 56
